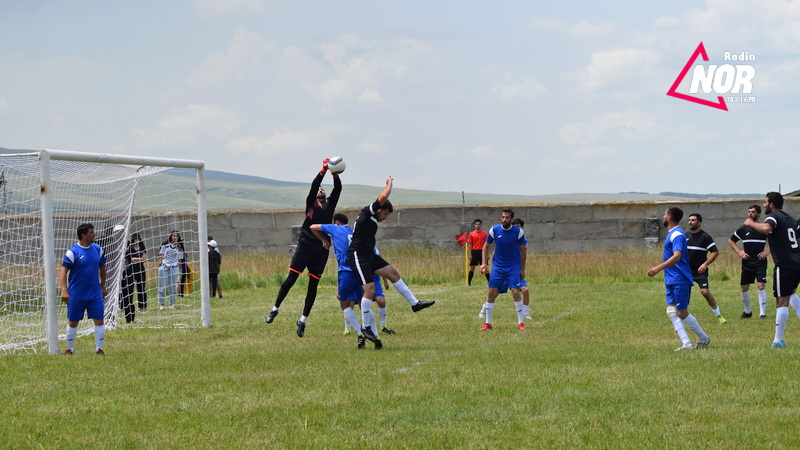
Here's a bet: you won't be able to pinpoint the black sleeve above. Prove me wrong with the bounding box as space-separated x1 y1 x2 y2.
307 171 325 211
327 173 342 210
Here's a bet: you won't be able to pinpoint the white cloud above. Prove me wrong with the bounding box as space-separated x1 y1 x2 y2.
188 27 276 88
575 48 662 92
574 145 617 158
570 20 615 38
560 111 656 146
225 124 350 156
433 144 458 157
488 78 546 101
357 140 388 154
279 46 327 82
358 89 384 104
680 0 800 51
133 104 246 148
193 0 266 15
470 145 498 158
298 34 440 111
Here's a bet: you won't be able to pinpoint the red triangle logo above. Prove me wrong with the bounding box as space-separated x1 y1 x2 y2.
666 42 728 111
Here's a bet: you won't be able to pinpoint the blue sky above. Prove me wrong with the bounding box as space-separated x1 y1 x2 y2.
1 0 798 195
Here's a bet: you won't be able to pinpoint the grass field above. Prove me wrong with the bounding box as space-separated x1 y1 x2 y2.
2 249 800 448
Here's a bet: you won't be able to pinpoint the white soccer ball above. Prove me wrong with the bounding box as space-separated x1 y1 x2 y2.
328 156 346 174
113 224 125 233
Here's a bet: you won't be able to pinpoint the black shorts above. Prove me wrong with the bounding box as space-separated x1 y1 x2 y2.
692 272 710 290
289 241 330 278
773 266 800 298
470 249 482 266
348 249 390 285
740 267 767 286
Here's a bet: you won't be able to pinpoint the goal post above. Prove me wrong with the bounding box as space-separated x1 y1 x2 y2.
0 148 210 354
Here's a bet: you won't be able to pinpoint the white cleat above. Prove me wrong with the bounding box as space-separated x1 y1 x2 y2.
675 342 693 351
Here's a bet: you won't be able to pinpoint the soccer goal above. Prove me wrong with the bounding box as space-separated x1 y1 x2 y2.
0 148 210 354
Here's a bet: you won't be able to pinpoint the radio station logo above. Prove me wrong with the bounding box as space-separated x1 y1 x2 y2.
666 42 756 111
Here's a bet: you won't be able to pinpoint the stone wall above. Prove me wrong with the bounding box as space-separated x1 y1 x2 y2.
206 198 799 255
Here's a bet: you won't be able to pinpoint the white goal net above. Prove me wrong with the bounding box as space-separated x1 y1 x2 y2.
0 149 210 354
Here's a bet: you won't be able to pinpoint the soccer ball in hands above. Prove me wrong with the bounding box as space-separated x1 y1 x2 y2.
328 156 346 174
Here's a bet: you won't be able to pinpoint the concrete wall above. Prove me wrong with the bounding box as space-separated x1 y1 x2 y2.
206 198 798 255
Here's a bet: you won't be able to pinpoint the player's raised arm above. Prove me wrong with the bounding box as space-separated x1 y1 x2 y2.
377 176 393 206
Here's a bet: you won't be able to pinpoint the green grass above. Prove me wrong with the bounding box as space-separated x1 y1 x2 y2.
2 248 800 448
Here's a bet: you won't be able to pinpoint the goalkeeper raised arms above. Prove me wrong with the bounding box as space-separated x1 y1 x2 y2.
265 158 342 338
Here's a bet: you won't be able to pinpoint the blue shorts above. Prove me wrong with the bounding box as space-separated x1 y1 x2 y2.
373 275 385 298
337 272 384 303
67 296 104 322
497 277 526 294
489 266 520 291
338 271 363 303
665 284 692 310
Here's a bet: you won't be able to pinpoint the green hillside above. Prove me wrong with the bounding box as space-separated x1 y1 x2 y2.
200 170 693 210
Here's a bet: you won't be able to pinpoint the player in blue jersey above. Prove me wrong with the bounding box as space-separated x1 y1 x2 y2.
728 204 770 319
478 217 532 320
648 207 710 351
479 208 527 331
312 214 396 348
744 192 800 348
58 223 108 355
312 215 366 347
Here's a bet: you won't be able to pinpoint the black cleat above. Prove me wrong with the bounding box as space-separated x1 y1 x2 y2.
739 312 752 319
411 300 435 312
362 327 379 343
374 339 383 350
265 309 279 324
381 326 396 335
296 320 305 337
357 335 365 349
760 315 766 319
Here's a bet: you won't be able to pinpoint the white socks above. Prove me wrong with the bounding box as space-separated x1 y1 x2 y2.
64 324 106 352
775 306 789 343
66 325 78 352
379 306 387 327
669 314 691 345
790 294 800 319
682 314 707 341
343 307 362 335
485 302 495 325
711 306 721 317
360 298 379 336
741 291 751 314
393 279 418 305
94 325 105 351
514 301 524 324
758 289 767 316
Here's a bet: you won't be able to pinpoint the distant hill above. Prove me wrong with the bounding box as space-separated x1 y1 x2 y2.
0 147 766 210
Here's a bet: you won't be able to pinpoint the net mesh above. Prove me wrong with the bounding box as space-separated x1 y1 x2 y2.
0 152 203 354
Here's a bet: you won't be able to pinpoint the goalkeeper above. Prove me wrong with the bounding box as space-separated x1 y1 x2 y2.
265 158 341 338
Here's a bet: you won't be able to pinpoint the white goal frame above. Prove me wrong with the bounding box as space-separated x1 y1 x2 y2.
32 149 210 354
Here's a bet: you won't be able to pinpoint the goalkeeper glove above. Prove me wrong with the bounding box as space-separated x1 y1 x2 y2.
321 158 330 173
